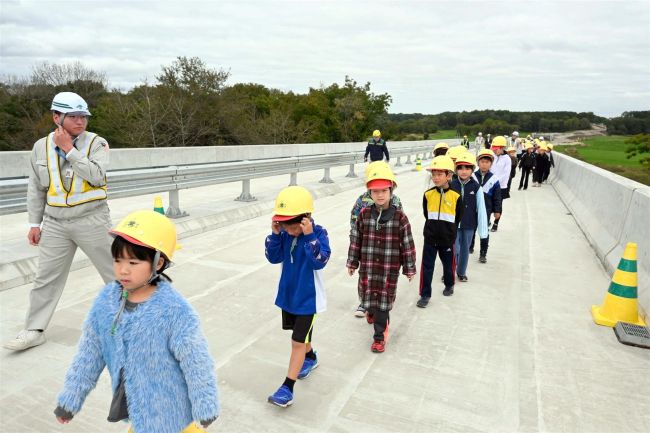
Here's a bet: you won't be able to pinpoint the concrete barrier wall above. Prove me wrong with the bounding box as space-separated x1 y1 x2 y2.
550 152 649 319
0 139 458 179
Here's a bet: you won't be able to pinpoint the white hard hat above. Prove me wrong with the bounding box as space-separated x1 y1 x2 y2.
478 132 482 136
51 92 92 116
513 131 519 136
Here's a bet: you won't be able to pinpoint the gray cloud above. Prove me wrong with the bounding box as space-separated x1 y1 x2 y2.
1 0 648 117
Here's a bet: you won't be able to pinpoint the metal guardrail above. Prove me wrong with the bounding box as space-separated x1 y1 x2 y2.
0 144 439 217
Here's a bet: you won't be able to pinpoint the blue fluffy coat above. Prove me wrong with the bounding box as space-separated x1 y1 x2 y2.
57 280 220 433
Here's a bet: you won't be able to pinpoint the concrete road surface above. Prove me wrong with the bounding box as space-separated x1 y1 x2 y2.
1 167 648 433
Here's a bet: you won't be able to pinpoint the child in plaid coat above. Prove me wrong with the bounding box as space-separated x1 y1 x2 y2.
347 164 416 353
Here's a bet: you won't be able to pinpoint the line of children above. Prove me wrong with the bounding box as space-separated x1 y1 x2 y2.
350 161 403 317
472 149 502 263
347 164 416 353
418 155 463 306
450 153 488 281
265 186 331 407
532 143 550 187
55 210 220 433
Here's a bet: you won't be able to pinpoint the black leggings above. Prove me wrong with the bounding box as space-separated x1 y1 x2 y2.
519 169 531 189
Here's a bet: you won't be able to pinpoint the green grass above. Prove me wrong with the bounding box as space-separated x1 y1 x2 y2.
427 129 458 139
556 135 649 185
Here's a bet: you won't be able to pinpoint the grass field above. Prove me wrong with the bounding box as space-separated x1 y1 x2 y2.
428 129 459 139
556 135 649 185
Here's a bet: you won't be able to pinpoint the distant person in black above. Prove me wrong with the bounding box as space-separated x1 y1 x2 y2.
364 130 390 162
485 133 493 149
460 135 470 148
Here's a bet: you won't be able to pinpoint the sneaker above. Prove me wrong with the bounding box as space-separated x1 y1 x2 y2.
268 385 294 407
3 330 45 351
479 254 487 263
371 339 385 353
416 296 430 308
366 312 374 324
518 186 522 190
443 286 454 296
490 224 498 232
298 353 319 379
458 275 468 282
354 304 366 317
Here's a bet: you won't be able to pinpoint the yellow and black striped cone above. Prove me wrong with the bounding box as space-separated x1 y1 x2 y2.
153 196 165 215
591 242 646 327
415 157 422 171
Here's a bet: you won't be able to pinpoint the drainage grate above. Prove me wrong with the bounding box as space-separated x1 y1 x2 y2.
614 322 650 349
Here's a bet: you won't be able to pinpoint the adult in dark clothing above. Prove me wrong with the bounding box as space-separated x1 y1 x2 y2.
518 145 535 190
460 135 470 149
485 134 493 149
364 130 390 162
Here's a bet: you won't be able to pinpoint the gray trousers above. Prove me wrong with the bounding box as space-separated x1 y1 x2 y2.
25 210 114 330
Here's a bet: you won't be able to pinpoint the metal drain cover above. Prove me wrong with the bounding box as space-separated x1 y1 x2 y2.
614 322 650 349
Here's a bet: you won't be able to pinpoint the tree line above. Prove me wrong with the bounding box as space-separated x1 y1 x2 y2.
2 57 641 151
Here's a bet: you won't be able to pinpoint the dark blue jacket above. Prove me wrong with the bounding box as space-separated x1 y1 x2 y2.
364 139 390 162
450 177 488 239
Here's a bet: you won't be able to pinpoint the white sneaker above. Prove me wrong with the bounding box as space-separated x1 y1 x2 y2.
3 330 45 351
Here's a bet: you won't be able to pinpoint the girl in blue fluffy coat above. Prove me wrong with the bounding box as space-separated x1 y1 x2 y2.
54 210 220 433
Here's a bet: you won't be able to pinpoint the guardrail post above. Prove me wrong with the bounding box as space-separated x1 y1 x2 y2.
395 156 402 167
320 167 334 183
166 190 188 218
289 172 297 186
346 163 357 178
235 179 256 202
405 154 412 164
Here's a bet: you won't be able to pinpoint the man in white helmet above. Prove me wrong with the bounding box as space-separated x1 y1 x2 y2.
474 132 485 156
4 92 114 351
510 131 523 161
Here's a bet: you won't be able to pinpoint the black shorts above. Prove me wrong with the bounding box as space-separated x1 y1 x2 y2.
282 310 316 343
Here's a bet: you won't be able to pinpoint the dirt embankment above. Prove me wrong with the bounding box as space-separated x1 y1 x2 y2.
551 123 607 145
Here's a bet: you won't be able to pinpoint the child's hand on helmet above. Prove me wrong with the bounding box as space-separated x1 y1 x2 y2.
300 217 313 235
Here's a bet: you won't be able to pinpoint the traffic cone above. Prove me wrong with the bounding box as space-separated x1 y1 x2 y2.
591 242 646 327
153 196 165 215
415 157 422 171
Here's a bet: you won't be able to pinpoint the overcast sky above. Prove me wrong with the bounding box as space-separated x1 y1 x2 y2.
1 0 649 117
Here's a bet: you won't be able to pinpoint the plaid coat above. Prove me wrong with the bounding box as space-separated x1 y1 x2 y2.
347 206 417 311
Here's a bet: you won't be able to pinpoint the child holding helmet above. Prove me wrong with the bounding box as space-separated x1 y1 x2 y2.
471 149 502 263
350 161 403 317
451 154 488 282
54 210 220 433
418 156 464 306
347 164 416 353
265 186 331 407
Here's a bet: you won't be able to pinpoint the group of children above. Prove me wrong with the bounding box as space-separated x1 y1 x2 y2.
518 137 555 189
49 135 556 430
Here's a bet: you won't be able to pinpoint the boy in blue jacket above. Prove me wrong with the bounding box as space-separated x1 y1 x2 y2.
451 154 488 281
55 210 219 433
471 149 502 263
265 186 331 408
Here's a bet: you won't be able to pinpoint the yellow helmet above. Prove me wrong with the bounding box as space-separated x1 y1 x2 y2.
366 162 397 189
426 155 455 172
110 210 178 260
455 152 476 168
463 135 468 138
433 142 449 151
538 143 548 151
491 136 507 148
446 145 466 161
547 143 554 150
477 149 495 161
524 142 533 150
372 129 381 137
273 186 314 221
506 146 516 153
533 138 541 145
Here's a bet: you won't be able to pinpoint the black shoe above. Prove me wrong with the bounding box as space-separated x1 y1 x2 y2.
490 224 498 232
518 186 522 190
469 247 474 254
416 296 430 308
443 286 454 296
458 275 468 282
479 254 487 263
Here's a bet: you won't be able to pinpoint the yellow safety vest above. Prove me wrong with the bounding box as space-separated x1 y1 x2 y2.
46 132 107 207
